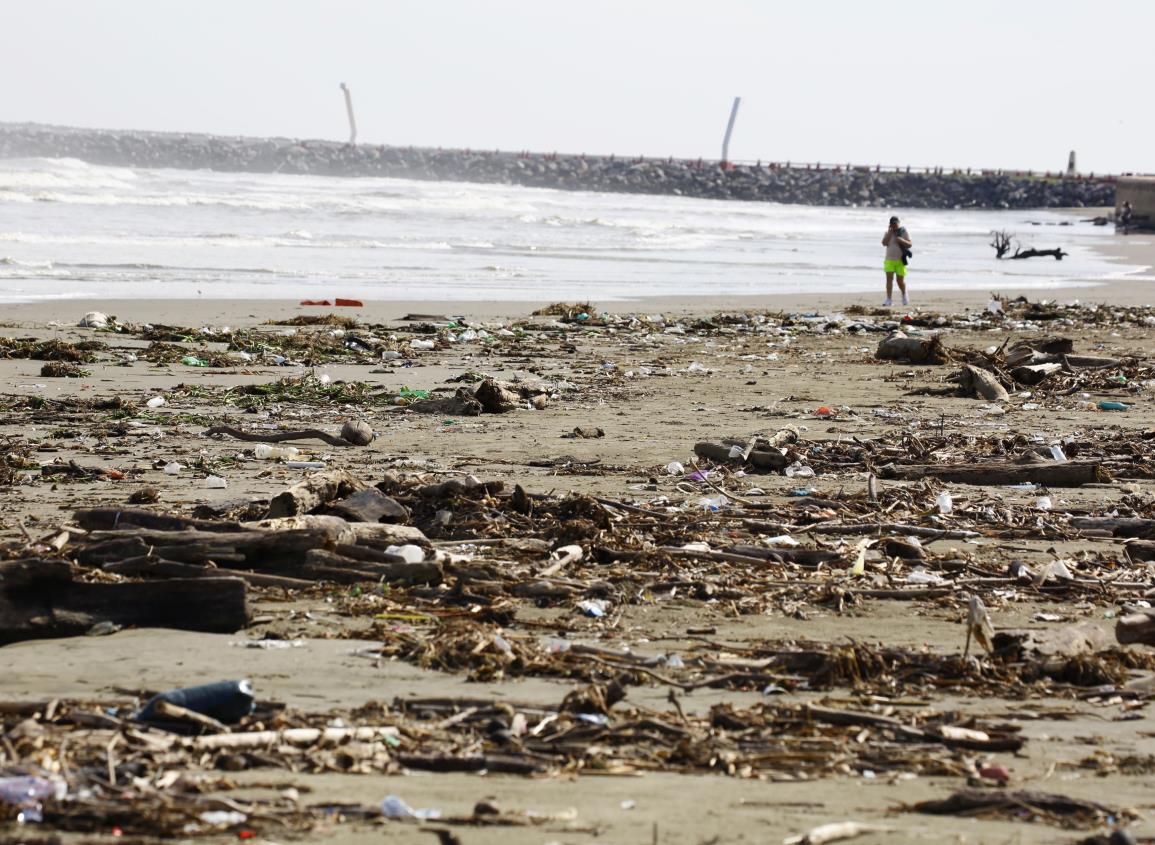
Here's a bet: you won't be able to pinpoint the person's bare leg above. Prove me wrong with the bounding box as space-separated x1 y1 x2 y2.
885 271 894 302
896 275 907 298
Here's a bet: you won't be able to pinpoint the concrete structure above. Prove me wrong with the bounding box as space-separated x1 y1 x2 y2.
1116 176 1155 230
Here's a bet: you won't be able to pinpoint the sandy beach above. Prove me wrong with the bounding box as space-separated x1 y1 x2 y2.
3 231 1155 843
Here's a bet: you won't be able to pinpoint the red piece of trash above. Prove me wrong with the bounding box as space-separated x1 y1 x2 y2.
335 298 363 307
978 764 1011 784
814 406 833 417
299 300 332 306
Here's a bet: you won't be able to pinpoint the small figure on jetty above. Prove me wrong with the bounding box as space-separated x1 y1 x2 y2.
882 215 913 306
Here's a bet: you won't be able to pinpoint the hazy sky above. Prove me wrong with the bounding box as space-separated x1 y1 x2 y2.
6 1 1152 174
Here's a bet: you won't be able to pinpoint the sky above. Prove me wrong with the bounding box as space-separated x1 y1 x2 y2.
4 0 1153 175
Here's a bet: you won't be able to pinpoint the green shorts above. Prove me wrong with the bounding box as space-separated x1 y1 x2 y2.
883 259 906 276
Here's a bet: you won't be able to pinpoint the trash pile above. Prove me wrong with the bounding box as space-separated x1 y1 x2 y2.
4 296 1155 839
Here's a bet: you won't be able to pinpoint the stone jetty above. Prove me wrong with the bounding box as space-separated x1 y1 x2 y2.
0 122 1115 210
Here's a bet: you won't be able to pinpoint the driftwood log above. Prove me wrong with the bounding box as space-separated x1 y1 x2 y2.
404 389 483 416
266 470 367 519
694 442 788 470
0 560 248 644
1117 612 1155 646
73 507 245 533
101 556 315 589
474 378 522 413
876 333 950 365
1070 517 1155 538
301 548 442 586
880 460 1108 487
1010 362 1063 385
1010 247 1068 260
204 425 368 448
959 364 1009 401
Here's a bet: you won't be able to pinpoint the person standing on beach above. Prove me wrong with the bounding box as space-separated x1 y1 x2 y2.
881 215 912 306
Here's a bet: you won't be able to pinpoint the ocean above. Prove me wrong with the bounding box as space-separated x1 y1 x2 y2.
0 156 1134 304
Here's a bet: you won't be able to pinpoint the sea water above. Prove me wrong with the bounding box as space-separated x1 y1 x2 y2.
0 155 1136 303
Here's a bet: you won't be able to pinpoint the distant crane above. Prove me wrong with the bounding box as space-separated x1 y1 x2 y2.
340 83 357 145
721 97 741 165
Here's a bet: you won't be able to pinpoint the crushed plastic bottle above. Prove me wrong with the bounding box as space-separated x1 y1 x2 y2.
577 599 609 618
665 461 685 476
137 679 254 725
699 495 726 512
204 475 228 489
385 544 425 564
163 462 184 475
1037 496 1053 510
936 490 953 514
0 775 64 824
180 355 207 367
409 339 435 350
145 395 166 409
381 795 441 820
1050 444 1067 462
199 810 247 826
253 444 300 461
784 462 814 478
727 444 745 459
906 567 946 585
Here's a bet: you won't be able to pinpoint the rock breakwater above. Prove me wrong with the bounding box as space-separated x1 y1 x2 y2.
0 123 1115 210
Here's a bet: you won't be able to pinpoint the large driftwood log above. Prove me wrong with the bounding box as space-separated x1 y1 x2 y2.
959 364 1009 401
324 488 408 523
73 508 245 533
1010 247 1068 260
0 559 74 587
1 570 249 644
1010 362 1063 385
876 333 950 365
347 522 429 548
101 556 315 589
1117 612 1155 646
1070 517 1155 538
880 460 1107 487
79 526 336 567
694 442 788 470
204 425 359 448
266 470 367 519
474 378 521 413
404 389 484 416
302 549 442 585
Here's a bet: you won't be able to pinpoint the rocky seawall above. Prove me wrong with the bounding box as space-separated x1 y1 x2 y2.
0 123 1116 210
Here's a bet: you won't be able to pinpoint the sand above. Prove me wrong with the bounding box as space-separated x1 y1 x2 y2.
3 232 1155 843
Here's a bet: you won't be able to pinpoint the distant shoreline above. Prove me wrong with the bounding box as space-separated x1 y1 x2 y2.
0 121 1116 211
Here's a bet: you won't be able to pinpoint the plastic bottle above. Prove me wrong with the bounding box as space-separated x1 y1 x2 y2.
204 475 227 489
1099 401 1129 411
1036 496 1053 510
665 461 684 476
137 679 255 725
1050 445 1067 462
163 462 184 475
0 776 62 823
936 491 953 514
385 544 425 564
253 444 300 461
145 395 166 409
285 460 326 470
